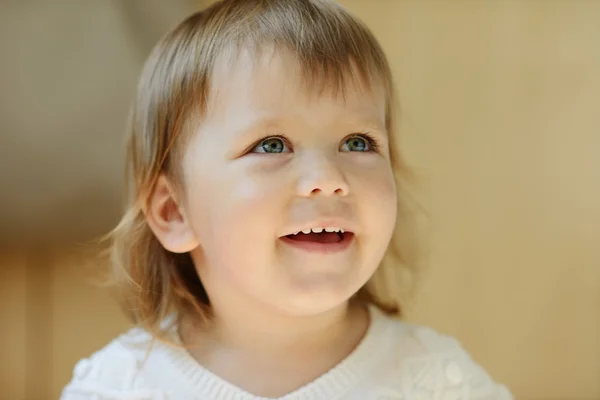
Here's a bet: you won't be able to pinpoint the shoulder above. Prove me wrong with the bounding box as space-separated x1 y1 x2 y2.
60 327 167 400
375 315 514 399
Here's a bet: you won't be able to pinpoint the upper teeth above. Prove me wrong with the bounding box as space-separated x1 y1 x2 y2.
295 227 344 235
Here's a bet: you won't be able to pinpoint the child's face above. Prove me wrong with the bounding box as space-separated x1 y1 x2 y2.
180 48 397 316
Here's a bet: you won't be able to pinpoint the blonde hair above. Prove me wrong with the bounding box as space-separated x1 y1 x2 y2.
108 0 419 339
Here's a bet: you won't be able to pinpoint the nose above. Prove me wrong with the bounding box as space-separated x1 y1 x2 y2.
296 154 349 197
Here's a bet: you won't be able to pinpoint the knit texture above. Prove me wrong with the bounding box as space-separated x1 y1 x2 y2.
61 307 513 400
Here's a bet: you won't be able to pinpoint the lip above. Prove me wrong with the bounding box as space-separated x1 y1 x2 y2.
280 219 356 237
279 232 355 254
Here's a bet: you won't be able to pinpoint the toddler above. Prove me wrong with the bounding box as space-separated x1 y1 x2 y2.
62 0 513 399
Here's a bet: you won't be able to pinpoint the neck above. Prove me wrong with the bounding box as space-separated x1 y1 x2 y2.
179 298 370 397
181 298 368 361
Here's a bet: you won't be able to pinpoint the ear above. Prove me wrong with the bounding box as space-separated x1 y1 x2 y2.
145 175 199 253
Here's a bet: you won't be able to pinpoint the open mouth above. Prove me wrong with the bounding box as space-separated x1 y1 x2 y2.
279 228 355 253
284 230 349 244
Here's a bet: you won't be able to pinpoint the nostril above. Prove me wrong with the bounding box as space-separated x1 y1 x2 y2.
308 187 346 196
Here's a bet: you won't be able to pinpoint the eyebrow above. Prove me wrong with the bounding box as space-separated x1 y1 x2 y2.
227 109 387 146
223 115 287 157
248 109 385 129
228 115 287 142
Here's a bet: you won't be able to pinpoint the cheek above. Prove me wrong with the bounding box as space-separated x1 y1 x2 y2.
186 178 280 287
186 167 286 256
356 164 398 241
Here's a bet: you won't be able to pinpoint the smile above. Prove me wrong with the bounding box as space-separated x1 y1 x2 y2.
279 230 355 253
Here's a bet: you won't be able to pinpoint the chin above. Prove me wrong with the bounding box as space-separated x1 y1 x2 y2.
275 278 364 317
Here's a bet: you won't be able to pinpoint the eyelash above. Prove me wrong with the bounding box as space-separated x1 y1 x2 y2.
251 132 381 153
355 132 380 153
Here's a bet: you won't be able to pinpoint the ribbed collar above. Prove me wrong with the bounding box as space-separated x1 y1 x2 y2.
145 305 392 399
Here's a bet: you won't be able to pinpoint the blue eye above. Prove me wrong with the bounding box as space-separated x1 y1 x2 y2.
341 135 374 152
253 137 291 153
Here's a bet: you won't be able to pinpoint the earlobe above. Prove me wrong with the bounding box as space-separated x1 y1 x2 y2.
145 175 199 253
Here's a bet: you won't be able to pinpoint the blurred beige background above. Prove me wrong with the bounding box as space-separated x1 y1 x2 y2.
1 1 599 399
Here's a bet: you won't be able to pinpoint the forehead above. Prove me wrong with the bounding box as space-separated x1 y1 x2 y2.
205 45 387 125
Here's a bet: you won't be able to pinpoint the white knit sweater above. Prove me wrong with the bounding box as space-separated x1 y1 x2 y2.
61 306 513 400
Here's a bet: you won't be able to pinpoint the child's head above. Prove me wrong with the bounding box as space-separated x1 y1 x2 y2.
111 0 416 335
